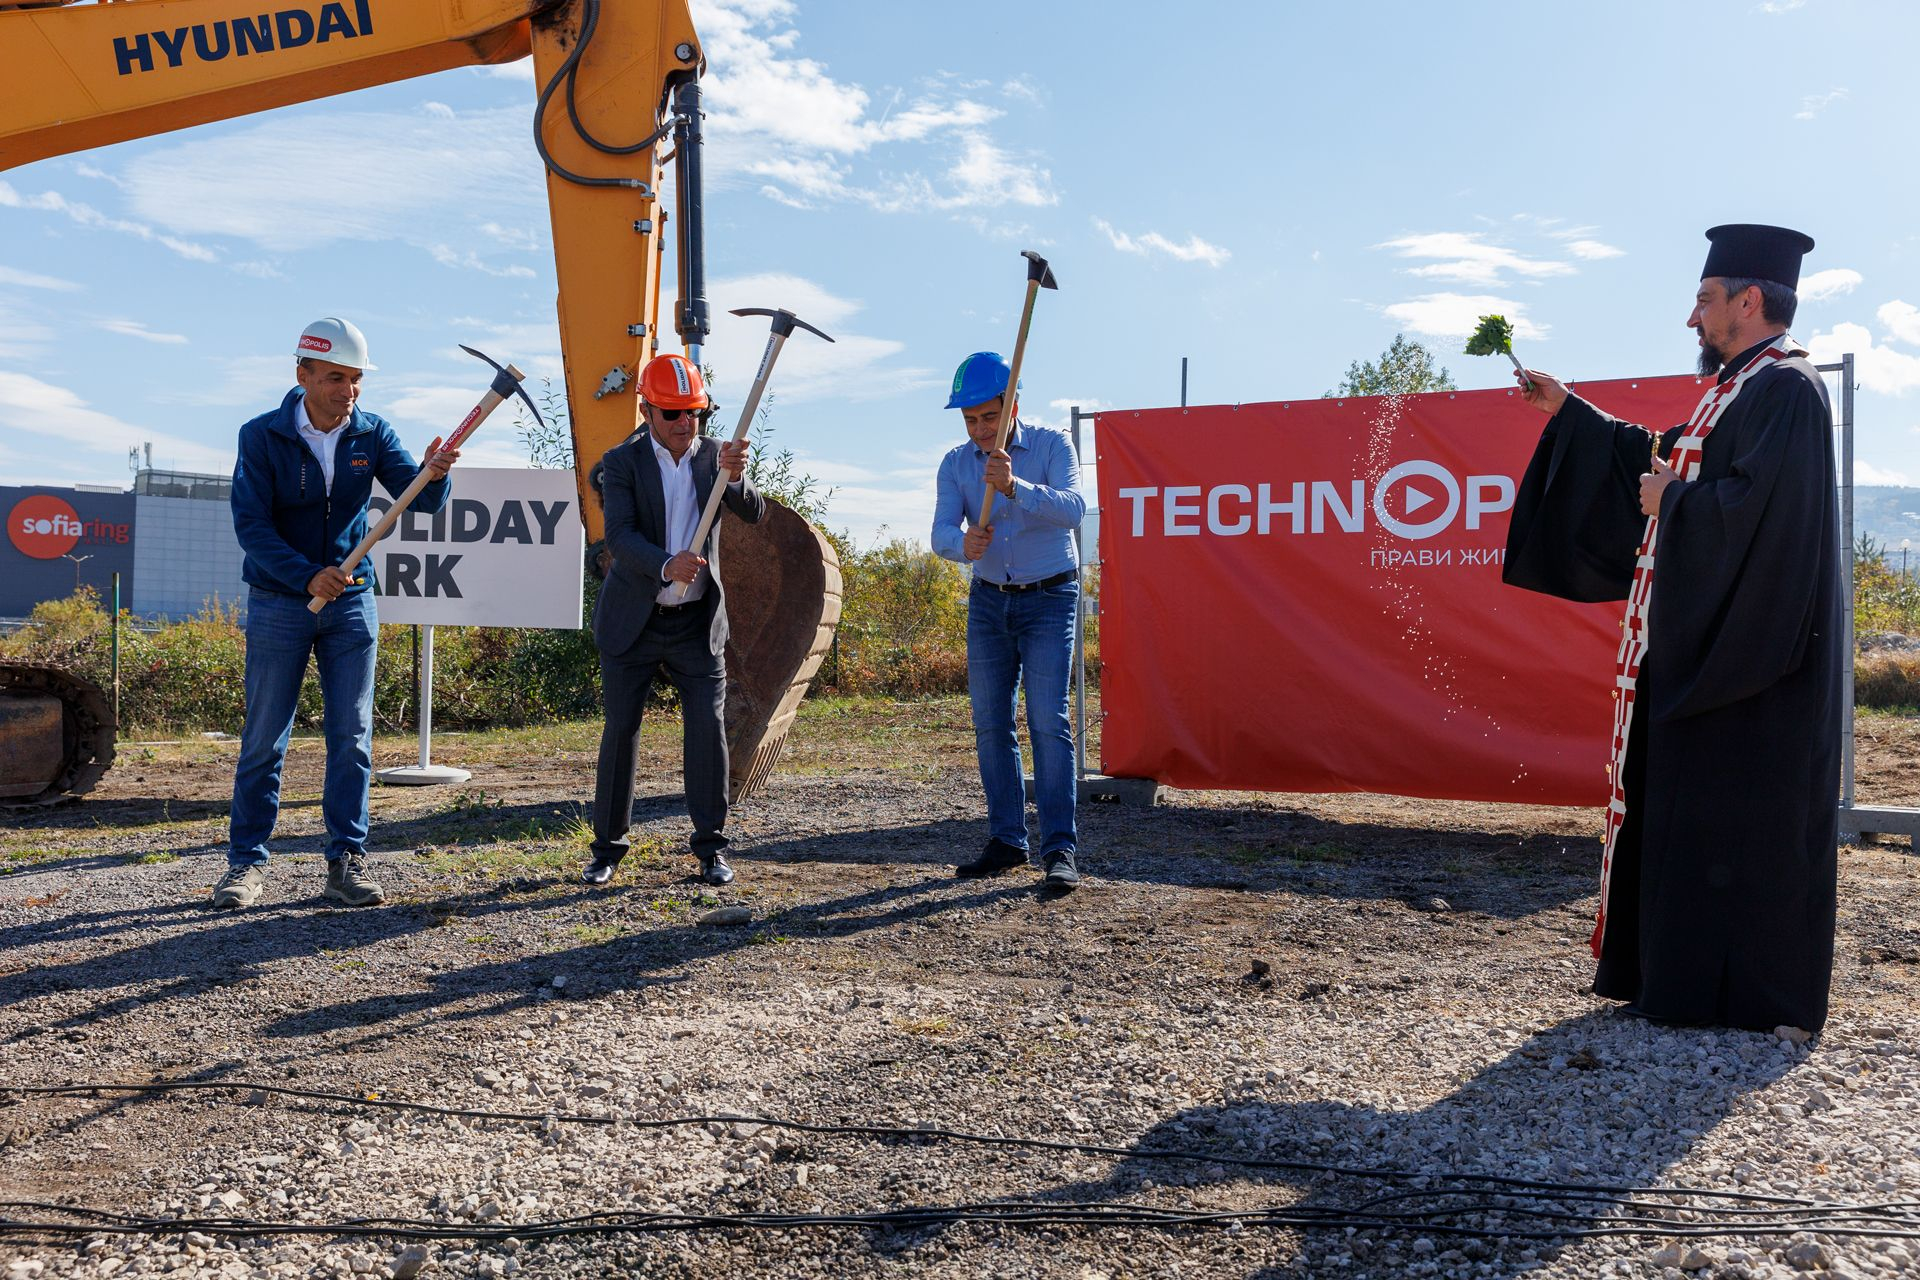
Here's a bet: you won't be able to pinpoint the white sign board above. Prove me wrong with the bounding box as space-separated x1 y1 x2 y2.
367 467 583 629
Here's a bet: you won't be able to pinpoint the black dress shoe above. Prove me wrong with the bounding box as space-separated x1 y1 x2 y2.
956 838 1028 879
1041 850 1081 891
699 853 735 886
581 854 622 886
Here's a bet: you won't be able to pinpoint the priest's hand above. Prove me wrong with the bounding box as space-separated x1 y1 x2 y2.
1516 368 1568 416
1639 455 1679 517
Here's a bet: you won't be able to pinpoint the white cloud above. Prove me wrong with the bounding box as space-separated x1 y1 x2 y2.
423 102 457 120
0 371 232 474
153 355 293 409
1566 239 1625 260
0 303 55 361
1376 231 1573 286
1879 300 1920 347
699 272 936 407
1800 268 1862 301
1001 77 1045 105
98 319 188 345
1092 218 1230 267
116 108 543 262
0 264 82 291
1758 0 1807 11
1795 88 1846 119
428 245 536 279
1857 460 1912 486
1809 322 1920 395
1381 294 1545 342
692 0 1054 213
0 179 217 262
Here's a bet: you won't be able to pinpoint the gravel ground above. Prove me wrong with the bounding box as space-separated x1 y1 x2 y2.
2 703 1918 1279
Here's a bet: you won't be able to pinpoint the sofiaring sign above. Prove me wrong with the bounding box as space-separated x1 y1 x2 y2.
7 494 130 560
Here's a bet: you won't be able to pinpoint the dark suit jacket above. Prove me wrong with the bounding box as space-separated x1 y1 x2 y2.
593 434 767 657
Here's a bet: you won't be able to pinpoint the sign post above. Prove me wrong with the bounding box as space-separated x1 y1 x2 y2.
378 623 470 785
369 467 584 788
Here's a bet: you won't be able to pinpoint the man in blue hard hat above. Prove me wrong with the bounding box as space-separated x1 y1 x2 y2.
932 352 1088 890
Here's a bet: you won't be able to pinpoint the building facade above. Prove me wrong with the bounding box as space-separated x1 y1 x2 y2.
2 472 244 621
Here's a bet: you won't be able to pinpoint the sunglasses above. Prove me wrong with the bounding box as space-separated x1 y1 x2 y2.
655 408 689 421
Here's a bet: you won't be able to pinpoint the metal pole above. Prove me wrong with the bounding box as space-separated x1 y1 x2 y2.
673 79 709 366
1180 357 1188 408
418 623 434 770
1071 407 1088 781
1840 354 1856 813
110 571 120 726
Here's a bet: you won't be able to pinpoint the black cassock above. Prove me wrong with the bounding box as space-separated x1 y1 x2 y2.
1503 340 1842 1033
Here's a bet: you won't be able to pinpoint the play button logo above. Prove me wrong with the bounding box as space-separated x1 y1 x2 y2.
1373 462 1462 541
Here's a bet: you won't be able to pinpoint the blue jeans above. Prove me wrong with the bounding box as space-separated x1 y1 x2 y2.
229 590 378 867
967 576 1079 857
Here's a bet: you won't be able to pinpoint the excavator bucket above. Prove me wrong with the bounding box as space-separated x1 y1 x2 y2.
0 662 117 808
721 500 842 802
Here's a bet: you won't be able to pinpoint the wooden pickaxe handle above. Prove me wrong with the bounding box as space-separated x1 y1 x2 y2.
666 308 833 603
977 251 1058 529
306 358 528 613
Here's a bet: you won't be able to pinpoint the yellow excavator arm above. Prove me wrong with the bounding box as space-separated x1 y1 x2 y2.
0 0 845 810
0 0 707 544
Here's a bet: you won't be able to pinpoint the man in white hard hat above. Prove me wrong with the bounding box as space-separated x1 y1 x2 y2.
215 317 460 910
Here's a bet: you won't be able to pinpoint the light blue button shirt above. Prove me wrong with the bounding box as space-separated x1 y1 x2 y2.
932 421 1086 584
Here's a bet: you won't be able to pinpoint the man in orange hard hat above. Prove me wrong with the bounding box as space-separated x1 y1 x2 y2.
584 353 764 887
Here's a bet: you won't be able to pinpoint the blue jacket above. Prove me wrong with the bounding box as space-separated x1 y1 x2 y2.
231 388 451 598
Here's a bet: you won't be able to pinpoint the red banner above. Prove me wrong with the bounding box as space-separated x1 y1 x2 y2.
1094 376 1707 805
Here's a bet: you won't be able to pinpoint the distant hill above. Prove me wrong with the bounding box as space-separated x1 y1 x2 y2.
1855 486 1920 558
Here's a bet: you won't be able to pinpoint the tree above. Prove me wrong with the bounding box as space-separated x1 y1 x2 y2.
1326 334 1458 398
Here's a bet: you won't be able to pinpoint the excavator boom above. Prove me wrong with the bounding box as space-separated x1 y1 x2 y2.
0 0 840 805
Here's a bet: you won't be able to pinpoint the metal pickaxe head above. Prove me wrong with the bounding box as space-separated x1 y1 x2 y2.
729 307 836 344
1023 250 1058 290
460 343 545 428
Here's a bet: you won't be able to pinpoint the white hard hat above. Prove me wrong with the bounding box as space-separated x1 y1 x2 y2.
294 316 375 370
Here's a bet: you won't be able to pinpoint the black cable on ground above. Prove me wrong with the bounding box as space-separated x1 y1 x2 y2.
4 1080 1918 1248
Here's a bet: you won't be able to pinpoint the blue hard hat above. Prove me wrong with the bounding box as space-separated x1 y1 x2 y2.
945 350 1021 410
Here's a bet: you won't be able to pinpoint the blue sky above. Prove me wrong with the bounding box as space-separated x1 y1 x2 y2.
2 0 1916 548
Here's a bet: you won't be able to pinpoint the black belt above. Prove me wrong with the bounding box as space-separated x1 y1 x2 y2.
974 569 1077 594
652 597 706 616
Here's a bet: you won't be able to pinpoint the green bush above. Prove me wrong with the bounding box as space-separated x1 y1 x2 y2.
818 534 1102 697
1856 535 1920 636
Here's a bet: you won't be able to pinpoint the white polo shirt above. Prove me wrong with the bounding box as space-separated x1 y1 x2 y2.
294 395 344 494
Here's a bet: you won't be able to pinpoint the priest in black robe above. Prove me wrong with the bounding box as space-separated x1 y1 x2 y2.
1503 223 1842 1035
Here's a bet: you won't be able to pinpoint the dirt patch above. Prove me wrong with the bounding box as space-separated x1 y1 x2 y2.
2 700 1918 1279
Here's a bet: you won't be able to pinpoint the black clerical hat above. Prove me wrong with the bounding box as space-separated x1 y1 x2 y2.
1701 224 1816 289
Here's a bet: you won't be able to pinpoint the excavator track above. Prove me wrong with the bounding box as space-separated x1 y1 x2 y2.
721 501 842 803
0 663 117 808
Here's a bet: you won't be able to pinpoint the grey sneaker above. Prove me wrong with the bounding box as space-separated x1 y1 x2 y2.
324 854 384 907
211 865 264 909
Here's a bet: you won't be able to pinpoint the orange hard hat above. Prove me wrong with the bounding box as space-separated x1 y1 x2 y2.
639 353 709 411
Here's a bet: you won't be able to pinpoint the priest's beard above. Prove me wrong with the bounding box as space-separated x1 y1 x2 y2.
1696 338 1726 377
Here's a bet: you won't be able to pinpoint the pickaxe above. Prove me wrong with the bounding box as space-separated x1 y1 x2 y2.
977 250 1058 527
666 307 833 602
307 344 542 613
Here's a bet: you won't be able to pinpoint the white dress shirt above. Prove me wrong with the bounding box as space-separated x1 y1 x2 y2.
294 395 344 494
652 435 710 603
